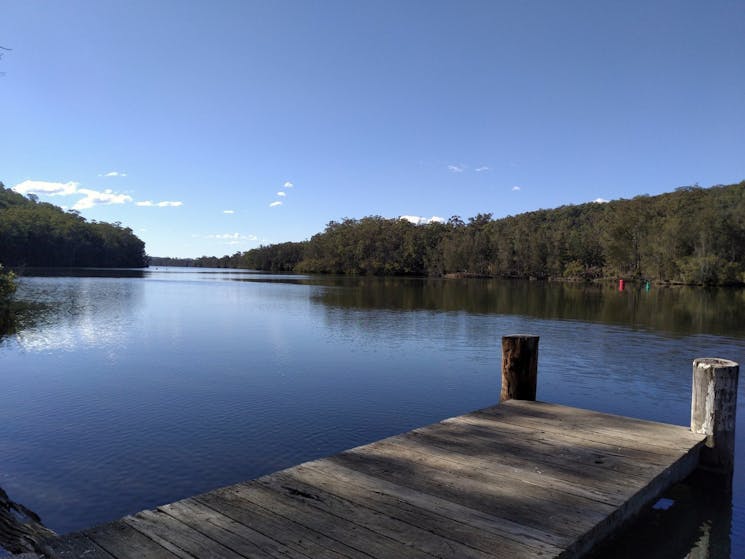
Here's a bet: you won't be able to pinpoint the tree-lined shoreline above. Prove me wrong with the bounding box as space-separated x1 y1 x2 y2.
0 183 147 268
153 181 745 286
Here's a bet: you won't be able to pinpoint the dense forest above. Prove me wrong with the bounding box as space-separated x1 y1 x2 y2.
173 181 745 286
0 183 147 268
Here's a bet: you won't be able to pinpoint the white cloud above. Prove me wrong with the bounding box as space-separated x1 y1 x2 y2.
283 181 294 188
205 233 258 241
270 201 283 207
13 179 141 211
136 200 183 207
512 186 522 191
100 171 127 177
209 233 241 239
400 215 446 225
223 209 235 214
447 164 464 173
73 188 133 210
593 198 610 204
276 191 286 197
475 166 489 172
12 179 79 196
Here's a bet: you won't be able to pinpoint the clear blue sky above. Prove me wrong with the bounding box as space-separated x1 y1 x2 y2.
1 1 743 258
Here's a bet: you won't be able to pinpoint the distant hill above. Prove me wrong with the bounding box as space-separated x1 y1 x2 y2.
0 182 147 268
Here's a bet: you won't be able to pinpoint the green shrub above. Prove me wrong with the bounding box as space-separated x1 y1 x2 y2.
0 264 16 301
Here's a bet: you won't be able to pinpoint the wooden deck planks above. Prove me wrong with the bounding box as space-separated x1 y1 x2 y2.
44 400 706 559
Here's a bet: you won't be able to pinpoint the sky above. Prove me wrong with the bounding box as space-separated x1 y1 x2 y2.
1 1 744 258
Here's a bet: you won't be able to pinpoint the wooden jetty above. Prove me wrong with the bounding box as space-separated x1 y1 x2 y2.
37 336 738 559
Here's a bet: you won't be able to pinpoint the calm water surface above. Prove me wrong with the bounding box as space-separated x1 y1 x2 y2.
1 268 744 556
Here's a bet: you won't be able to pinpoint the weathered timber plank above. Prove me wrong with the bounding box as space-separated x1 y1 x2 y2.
443 413 701 472
221 481 437 558
285 461 565 559
86 521 181 559
340 436 617 516
329 448 605 544
373 432 635 507
196 491 361 559
559 439 703 557
159 499 311 559
483 401 704 451
43 532 115 559
42 400 706 559
300 459 567 551
124 509 245 559
465 409 704 458
400 421 687 501
259 470 499 559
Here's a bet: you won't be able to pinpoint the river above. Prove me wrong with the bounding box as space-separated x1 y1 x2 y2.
1 268 743 557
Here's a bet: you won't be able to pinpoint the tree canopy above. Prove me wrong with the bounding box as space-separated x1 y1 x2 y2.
171 180 745 286
0 183 147 268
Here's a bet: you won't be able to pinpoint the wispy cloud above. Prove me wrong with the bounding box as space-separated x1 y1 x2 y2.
592 198 610 204
269 201 283 207
12 179 79 196
512 186 522 191
223 209 235 214
400 215 446 225
73 188 133 210
447 164 465 173
13 180 132 209
204 233 259 243
276 191 286 197
283 181 294 188
12 178 181 212
100 171 127 177
136 200 183 207
475 166 489 172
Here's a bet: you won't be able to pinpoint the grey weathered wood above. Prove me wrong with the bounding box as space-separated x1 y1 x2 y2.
158 499 310 559
332 442 612 542
258 471 498 559
196 490 362 559
690 357 739 476
299 459 566 554
87 522 180 559
124 509 246 559
286 462 562 558
45 400 708 559
224 482 436 558
42 532 115 559
500 335 539 401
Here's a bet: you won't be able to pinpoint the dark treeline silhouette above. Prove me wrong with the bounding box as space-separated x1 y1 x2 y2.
159 180 745 285
149 255 235 268
0 183 147 268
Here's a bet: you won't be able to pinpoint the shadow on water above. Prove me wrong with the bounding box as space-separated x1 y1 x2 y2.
280 276 745 338
588 471 733 559
0 301 47 342
23 268 745 338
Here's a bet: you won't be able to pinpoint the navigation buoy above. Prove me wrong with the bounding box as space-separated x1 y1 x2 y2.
618 278 625 291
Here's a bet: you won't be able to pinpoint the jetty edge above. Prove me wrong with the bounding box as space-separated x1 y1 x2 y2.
32 335 737 558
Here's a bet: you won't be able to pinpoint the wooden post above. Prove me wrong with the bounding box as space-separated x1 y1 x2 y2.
500 335 539 402
690 358 739 476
